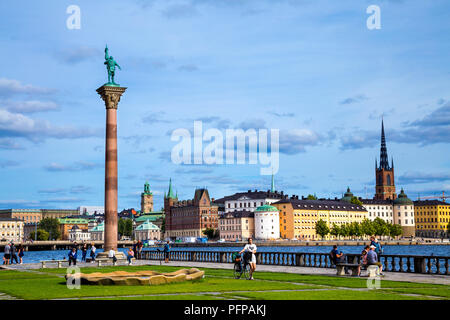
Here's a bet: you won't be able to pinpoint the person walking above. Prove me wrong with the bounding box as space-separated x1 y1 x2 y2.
127 247 134 265
163 240 170 263
239 238 257 280
367 245 384 275
68 247 77 266
18 244 24 264
9 242 18 264
81 243 87 262
90 243 96 262
3 242 11 265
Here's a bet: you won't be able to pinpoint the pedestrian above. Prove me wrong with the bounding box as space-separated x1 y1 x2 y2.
370 236 383 256
108 248 117 265
137 241 143 260
163 240 170 263
127 247 134 265
81 243 87 262
3 242 10 265
357 245 370 276
90 243 96 262
239 238 257 280
132 240 138 259
10 242 18 264
18 244 24 264
367 245 383 275
68 247 77 266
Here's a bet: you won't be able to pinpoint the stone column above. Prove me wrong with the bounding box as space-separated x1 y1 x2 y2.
96 85 126 257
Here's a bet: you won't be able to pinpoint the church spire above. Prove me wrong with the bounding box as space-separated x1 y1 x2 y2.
167 178 175 199
379 118 390 170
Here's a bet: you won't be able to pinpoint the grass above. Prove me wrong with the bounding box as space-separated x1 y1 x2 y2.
0 265 448 300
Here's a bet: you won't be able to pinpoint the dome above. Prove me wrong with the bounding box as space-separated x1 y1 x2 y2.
255 205 278 212
394 188 413 205
341 187 354 203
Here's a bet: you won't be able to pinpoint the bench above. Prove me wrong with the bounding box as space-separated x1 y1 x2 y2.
95 257 128 267
41 260 67 269
336 263 360 276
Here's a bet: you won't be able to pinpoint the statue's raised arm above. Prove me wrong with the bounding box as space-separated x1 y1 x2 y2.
103 45 121 86
105 45 109 60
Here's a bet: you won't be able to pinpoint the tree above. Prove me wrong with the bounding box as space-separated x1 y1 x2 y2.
38 218 61 240
118 218 133 237
360 219 375 237
118 218 125 237
30 229 49 241
389 224 403 239
350 197 363 206
330 224 341 239
349 221 361 239
447 222 450 235
306 194 317 200
203 228 216 240
373 218 389 237
315 219 329 240
340 224 350 238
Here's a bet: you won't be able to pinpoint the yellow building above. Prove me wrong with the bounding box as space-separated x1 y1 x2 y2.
414 200 450 238
272 197 368 240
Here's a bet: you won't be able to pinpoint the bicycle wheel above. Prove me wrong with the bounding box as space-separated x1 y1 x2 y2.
243 263 251 280
233 263 242 279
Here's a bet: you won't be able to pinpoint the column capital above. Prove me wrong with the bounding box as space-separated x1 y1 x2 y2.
96 85 127 109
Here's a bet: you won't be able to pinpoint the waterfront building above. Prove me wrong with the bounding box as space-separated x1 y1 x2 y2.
0 208 79 224
272 196 367 240
393 189 415 237
218 210 255 241
141 181 154 213
375 120 396 200
89 221 104 241
135 211 164 230
41 209 79 219
133 219 161 241
360 198 394 223
58 217 90 240
68 225 91 242
77 206 104 216
0 217 24 242
254 205 280 240
164 180 219 239
414 200 450 238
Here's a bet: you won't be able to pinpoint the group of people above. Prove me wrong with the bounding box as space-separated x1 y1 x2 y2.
330 236 384 276
68 242 97 266
2 242 24 265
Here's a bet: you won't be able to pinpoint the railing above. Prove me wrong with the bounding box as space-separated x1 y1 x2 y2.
140 250 450 275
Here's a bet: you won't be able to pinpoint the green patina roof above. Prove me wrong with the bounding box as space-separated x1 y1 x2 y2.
58 217 90 224
135 219 160 231
341 187 354 203
255 204 279 212
135 213 163 222
394 188 413 205
166 178 176 199
90 221 104 232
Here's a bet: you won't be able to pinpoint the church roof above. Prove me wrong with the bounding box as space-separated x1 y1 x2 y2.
393 189 413 205
255 205 279 212
135 219 160 231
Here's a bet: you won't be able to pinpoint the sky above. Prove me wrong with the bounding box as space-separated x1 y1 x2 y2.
0 0 449 211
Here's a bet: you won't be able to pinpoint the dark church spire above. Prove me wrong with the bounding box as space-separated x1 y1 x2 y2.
379 119 390 170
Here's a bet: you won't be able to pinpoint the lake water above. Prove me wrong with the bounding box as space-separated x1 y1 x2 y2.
7 245 449 264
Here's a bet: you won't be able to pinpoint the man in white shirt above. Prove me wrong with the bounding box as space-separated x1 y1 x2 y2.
240 238 257 280
108 249 117 265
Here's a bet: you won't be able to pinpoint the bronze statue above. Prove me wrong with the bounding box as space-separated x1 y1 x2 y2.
104 45 121 85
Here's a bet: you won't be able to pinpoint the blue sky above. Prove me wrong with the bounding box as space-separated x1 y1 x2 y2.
0 0 449 211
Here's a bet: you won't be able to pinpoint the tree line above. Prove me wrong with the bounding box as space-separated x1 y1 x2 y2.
315 217 403 240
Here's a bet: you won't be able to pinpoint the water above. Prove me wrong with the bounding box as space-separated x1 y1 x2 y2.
143 245 450 256
5 245 449 264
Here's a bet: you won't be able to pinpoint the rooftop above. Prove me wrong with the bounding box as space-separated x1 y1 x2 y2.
273 199 367 212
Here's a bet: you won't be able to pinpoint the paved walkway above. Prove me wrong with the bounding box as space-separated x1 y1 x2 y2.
2 259 449 285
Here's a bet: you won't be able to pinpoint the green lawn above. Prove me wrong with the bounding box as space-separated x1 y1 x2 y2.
0 265 448 300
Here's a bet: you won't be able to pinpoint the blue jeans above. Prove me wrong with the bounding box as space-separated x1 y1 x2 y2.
127 255 133 263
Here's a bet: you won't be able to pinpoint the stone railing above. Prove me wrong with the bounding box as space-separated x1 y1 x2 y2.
140 250 449 275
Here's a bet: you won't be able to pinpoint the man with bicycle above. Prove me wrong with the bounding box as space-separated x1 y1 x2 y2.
239 238 257 280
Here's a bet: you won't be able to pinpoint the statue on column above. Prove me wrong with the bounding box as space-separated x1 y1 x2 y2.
104 45 121 85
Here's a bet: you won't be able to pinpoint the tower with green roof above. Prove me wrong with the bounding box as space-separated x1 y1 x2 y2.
141 181 154 214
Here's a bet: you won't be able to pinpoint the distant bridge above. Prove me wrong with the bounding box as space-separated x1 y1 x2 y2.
0 240 134 251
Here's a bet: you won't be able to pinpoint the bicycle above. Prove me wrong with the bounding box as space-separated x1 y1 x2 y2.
232 252 251 280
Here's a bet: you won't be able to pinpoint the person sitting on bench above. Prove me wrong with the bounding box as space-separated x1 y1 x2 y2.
367 245 384 275
330 245 349 274
68 247 77 266
357 245 370 276
108 249 117 265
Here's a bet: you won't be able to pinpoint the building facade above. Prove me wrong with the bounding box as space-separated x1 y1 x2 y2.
140 181 154 213
392 189 415 237
273 197 368 240
68 225 91 242
134 219 161 241
164 180 219 239
0 218 24 242
89 221 104 241
218 210 254 241
254 205 280 240
58 217 90 240
414 200 450 238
